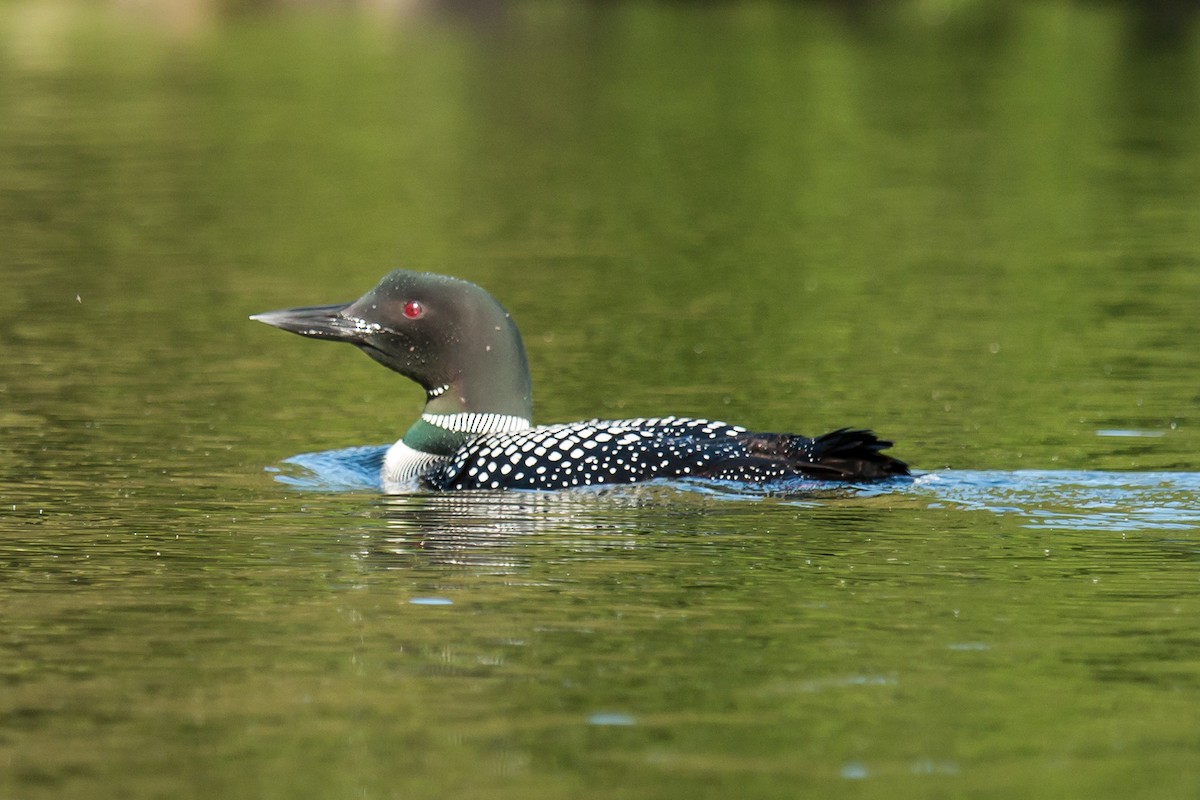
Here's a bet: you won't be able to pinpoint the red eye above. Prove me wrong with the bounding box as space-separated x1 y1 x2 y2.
402 300 425 319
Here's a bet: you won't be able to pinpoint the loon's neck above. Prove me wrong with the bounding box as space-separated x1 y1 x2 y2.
403 321 535 454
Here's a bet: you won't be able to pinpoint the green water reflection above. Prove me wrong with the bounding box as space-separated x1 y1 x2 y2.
1 1 1199 798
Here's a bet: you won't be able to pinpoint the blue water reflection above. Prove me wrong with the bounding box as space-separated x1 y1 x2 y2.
917 470 1200 531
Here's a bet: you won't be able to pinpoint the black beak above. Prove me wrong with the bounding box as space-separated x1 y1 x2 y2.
250 302 362 342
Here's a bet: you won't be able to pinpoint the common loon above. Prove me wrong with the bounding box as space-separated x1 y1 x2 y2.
251 270 909 492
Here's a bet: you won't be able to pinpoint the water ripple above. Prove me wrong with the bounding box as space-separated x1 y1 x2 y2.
916 470 1200 532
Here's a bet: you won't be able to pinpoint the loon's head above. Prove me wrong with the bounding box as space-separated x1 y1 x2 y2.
251 270 533 420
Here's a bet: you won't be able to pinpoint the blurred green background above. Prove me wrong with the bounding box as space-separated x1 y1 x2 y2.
3 0 1198 475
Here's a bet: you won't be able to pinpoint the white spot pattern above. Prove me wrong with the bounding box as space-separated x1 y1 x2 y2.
406 416 808 491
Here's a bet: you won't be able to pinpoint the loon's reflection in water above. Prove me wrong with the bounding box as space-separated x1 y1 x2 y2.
371 486 722 573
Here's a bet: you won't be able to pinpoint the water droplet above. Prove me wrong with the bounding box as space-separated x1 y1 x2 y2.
588 713 636 726
841 762 869 780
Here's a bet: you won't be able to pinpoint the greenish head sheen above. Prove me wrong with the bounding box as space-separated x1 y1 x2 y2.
343 270 533 420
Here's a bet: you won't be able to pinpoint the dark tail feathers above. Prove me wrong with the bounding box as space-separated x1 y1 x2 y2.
742 427 909 481
801 428 909 480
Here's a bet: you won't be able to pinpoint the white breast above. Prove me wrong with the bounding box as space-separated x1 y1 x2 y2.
382 439 444 493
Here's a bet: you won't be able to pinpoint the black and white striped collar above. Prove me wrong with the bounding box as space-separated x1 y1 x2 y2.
421 412 532 435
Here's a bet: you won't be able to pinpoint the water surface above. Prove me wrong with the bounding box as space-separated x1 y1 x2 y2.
2 2 1199 798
